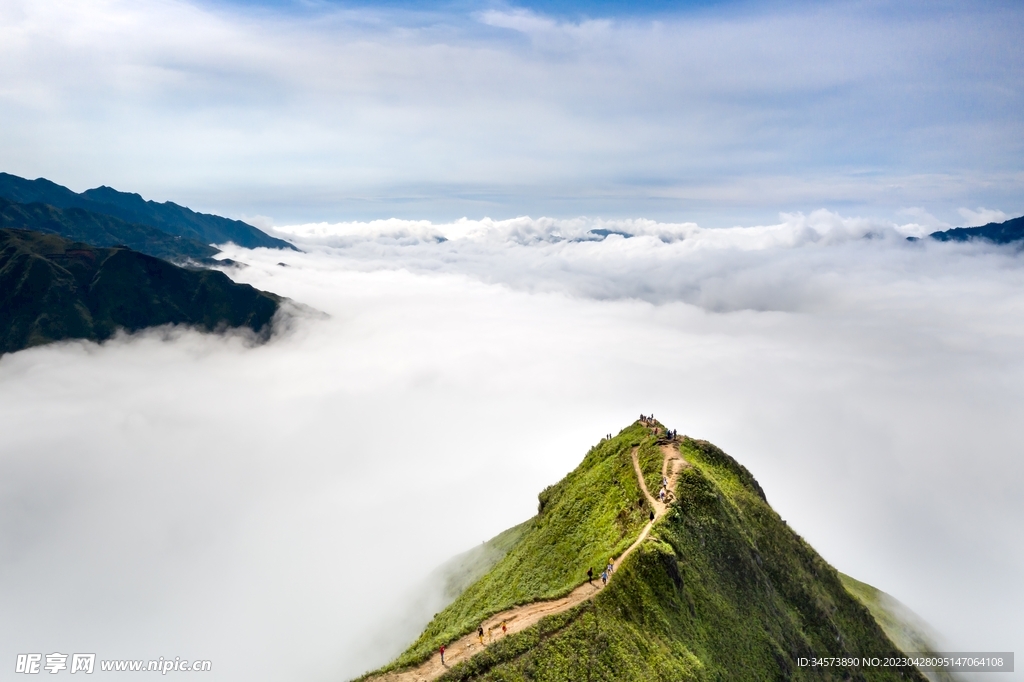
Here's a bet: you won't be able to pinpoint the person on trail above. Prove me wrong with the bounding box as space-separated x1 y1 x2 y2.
587 567 593 583
601 570 608 585
662 475 668 488
649 510 655 521
502 620 507 635
440 644 446 665
478 626 485 645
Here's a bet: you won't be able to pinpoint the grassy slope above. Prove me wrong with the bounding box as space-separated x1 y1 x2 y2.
637 438 665 499
373 423 655 673
379 428 927 682
438 522 534 606
0 196 220 263
0 228 280 354
839 574 958 682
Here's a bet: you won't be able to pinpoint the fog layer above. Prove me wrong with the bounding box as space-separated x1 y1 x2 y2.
1 213 1022 680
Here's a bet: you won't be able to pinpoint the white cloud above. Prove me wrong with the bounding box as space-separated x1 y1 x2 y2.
477 8 559 34
1 216 1022 680
958 206 1009 227
0 0 1021 222
269 211 937 309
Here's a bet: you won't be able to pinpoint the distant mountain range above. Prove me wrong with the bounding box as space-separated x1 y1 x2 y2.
0 197 221 264
925 214 1024 244
0 228 280 355
0 172 296 255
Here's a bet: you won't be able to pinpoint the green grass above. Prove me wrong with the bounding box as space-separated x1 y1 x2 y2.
438 521 534 604
838 574 957 682
0 228 279 354
636 437 664 501
367 428 930 681
367 422 656 674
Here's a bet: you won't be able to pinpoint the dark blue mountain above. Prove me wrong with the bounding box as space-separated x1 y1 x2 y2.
0 197 219 264
0 173 296 251
929 215 1024 244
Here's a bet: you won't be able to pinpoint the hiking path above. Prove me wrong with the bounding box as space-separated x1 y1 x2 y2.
371 430 687 682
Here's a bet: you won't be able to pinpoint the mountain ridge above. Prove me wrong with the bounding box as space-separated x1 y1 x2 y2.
0 172 296 252
0 197 221 264
925 214 1024 245
0 228 281 355
360 421 933 681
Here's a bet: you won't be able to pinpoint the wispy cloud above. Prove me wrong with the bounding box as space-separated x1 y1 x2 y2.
0 0 1021 223
958 206 1009 227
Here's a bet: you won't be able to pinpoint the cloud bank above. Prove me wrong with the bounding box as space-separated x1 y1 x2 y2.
1 214 1022 680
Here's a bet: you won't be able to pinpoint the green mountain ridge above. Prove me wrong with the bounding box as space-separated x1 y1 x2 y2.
0 172 296 252
363 423 940 681
0 228 280 356
837 574 957 682
0 197 221 264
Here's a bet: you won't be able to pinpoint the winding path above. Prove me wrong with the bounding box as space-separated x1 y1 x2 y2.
371 433 687 682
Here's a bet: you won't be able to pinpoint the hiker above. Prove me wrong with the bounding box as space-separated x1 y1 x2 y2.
478 626 485 645
587 567 593 583
650 510 655 521
440 644 446 665
662 475 668 488
607 558 614 574
601 570 608 585
502 620 507 635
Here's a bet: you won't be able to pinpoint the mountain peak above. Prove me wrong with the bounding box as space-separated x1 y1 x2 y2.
0 172 297 251
359 423 929 682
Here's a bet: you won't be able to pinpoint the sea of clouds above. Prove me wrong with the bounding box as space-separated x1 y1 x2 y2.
1 212 1022 681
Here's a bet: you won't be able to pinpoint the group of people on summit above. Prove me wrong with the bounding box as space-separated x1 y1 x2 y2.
639 414 679 440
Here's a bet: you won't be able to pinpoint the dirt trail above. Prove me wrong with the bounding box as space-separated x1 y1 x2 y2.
371 433 687 682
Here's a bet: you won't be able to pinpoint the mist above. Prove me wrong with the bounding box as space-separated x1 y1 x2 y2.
1 212 1022 680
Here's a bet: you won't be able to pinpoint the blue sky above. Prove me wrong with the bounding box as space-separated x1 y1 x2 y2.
217 0 735 18
0 0 1021 226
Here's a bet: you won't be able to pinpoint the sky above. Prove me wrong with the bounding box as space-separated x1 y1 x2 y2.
1 0 1024 681
0 0 1022 225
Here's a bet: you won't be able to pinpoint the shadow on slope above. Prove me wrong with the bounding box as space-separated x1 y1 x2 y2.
0 197 220 264
0 228 281 355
